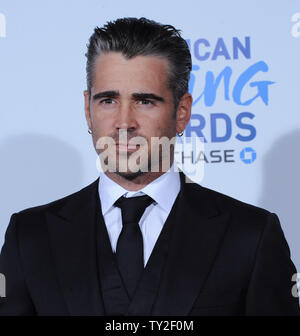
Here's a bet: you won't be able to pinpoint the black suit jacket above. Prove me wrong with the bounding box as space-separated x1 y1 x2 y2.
0 174 299 315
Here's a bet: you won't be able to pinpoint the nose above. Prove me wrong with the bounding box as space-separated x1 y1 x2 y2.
114 102 138 132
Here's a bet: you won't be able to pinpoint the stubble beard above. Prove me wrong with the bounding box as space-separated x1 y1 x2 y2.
97 129 176 181
103 150 152 181
102 145 174 181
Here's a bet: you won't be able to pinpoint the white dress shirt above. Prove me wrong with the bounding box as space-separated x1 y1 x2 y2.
98 166 181 267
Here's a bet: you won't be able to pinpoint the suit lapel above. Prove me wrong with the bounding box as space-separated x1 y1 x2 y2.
46 179 105 315
153 174 231 315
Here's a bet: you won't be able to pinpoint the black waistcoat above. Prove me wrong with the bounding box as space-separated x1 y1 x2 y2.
95 195 179 316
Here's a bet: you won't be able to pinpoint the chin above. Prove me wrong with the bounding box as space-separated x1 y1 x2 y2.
116 170 146 181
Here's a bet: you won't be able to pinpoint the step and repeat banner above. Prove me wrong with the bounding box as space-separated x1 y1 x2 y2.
0 1 300 273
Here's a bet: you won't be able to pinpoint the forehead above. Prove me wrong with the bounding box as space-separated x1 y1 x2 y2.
91 52 170 93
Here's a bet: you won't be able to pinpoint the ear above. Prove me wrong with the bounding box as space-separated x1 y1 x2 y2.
176 92 192 134
84 90 92 129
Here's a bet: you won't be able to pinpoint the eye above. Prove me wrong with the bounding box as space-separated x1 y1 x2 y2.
137 99 154 105
100 98 115 104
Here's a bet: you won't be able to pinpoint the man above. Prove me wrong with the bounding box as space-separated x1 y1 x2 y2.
0 17 299 316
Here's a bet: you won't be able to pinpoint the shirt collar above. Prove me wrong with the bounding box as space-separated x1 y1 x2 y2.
98 165 180 215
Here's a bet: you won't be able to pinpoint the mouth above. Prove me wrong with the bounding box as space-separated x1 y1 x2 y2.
115 143 141 152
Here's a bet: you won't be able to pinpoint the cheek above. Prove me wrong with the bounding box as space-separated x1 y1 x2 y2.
142 112 175 134
154 116 176 137
91 112 115 135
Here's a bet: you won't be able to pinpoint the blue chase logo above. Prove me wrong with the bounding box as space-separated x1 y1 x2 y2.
240 147 257 164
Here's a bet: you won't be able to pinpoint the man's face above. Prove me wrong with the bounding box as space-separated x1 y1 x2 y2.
84 52 191 178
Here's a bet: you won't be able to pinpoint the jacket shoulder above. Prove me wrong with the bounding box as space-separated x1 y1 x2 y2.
185 182 282 253
186 182 272 223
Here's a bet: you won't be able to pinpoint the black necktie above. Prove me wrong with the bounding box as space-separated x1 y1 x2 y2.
114 194 154 298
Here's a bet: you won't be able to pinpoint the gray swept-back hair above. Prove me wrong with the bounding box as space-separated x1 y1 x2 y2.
85 17 192 109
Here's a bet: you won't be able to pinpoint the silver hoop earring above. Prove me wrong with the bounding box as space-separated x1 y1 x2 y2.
177 131 184 137
88 128 92 134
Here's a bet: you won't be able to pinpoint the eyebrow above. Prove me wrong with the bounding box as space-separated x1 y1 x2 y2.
132 93 165 103
92 91 165 103
92 90 120 101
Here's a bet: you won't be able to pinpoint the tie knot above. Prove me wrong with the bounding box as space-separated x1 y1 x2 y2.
114 194 154 224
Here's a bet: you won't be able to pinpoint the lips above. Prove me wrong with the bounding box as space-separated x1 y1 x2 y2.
115 143 140 152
